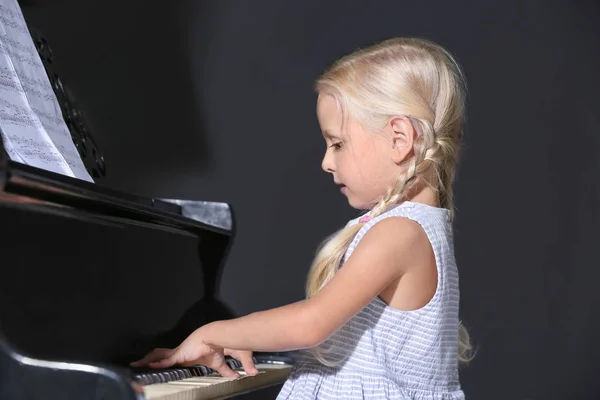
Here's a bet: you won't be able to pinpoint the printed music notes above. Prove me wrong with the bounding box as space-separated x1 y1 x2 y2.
0 0 93 182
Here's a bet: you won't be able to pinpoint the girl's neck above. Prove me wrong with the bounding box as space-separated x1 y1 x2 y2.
402 177 440 208
408 186 439 208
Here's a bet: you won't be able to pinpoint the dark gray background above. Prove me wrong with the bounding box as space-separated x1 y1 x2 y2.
19 1 600 398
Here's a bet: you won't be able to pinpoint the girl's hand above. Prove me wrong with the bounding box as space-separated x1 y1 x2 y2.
130 330 258 377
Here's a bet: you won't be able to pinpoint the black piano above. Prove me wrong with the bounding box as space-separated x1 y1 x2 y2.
0 21 293 400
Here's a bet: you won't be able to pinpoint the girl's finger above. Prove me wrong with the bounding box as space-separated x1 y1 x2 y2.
130 348 173 367
148 354 178 369
212 361 239 379
238 352 258 376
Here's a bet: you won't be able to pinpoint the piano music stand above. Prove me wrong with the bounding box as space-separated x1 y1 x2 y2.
31 26 107 180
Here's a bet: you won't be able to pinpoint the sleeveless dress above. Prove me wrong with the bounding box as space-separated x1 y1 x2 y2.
276 201 465 400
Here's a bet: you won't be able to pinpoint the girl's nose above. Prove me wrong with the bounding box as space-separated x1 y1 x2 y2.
321 151 335 173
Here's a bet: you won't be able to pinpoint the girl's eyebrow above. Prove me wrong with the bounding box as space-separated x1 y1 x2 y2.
322 130 340 140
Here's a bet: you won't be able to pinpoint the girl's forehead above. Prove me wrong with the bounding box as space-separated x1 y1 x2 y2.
317 96 345 136
317 95 342 120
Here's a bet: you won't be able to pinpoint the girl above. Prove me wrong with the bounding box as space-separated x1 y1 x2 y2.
132 37 473 399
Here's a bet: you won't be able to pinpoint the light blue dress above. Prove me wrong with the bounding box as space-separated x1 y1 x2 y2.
277 201 465 399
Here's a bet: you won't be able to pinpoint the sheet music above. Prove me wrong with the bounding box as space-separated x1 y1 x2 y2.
0 0 93 182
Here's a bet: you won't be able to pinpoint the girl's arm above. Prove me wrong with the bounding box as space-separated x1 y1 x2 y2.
200 217 430 352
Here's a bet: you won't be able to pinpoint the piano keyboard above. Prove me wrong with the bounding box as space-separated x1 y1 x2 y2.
134 359 292 400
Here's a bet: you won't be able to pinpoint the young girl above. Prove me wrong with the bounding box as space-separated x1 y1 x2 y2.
132 37 473 399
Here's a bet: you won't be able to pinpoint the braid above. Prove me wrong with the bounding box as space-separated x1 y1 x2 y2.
423 135 460 220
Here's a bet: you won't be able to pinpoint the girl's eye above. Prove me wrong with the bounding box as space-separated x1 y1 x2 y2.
330 142 342 150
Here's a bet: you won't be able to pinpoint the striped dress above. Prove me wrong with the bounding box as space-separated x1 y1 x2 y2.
276 201 465 400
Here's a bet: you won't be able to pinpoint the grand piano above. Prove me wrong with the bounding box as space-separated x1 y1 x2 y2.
0 11 293 400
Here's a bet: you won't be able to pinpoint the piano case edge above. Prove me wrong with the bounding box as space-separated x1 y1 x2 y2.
0 331 144 400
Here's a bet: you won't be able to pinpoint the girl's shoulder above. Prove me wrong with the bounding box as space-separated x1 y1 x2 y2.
347 201 450 229
344 201 452 261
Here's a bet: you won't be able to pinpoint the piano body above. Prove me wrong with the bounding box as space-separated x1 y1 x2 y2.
0 14 293 400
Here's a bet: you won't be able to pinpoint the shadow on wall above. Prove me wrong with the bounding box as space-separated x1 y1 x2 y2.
20 0 218 192
263 140 359 308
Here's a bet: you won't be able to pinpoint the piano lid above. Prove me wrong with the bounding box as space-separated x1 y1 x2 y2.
0 153 234 239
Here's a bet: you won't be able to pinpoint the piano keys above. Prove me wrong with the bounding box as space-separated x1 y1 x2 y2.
136 361 291 400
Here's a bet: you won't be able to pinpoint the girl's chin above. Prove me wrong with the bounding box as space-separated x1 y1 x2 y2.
344 194 373 211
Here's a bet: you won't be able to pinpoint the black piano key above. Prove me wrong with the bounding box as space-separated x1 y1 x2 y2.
191 366 208 376
200 366 211 375
172 369 184 380
227 359 242 369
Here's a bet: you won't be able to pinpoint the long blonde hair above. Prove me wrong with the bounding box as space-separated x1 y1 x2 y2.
306 38 474 365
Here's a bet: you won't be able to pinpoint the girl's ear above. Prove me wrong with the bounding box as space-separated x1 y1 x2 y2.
389 116 415 164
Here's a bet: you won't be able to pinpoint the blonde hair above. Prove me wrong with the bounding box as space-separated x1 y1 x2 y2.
306 38 474 365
